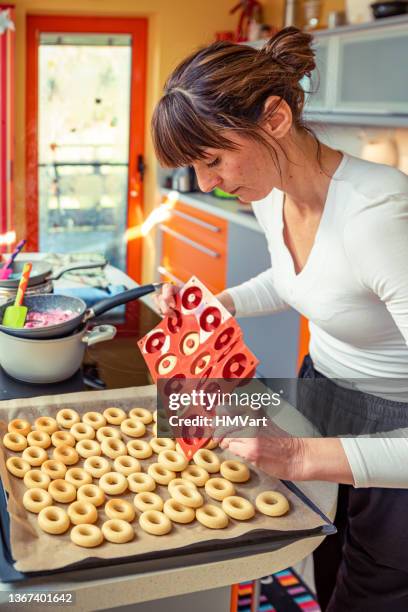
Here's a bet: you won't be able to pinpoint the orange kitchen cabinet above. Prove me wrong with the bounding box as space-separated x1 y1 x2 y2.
297 316 310 371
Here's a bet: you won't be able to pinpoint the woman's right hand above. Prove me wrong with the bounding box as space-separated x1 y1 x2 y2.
153 282 180 316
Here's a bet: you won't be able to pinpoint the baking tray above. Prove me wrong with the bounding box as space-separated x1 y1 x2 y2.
0 475 335 583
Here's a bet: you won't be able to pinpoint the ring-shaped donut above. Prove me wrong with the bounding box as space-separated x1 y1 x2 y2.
3 432 27 452
170 484 203 508
38 506 70 534
205 478 236 501
193 449 220 474
96 426 122 443
34 416 58 435
22 446 48 467
127 439 152 460
48 479 77 503
71 524 104 548
23 469 51 490
103 407 127 425
134 491 164 512
181 465 210 487
105 498 135 522
68 500 98 525
196 504 229 529
220 460 250 483
76 439 101 458
27 430 51 449
120 418 146 438
83 456 111 478
158 450 188 472
113 455 141 476
222 495 255 520
139 510 172 536
23 488 53 513
6 456 31 478
163 498 195 524
41 459 67 480
56 408 80 429
102 519 134 544
53 444 79 466
65 467 92 488
70 422 95 442
168 478 197 496
99 471 128 495
149 438 175 454
255 491 289 517
128 407 153 425
51 430 76 448
147 463 176 485
82 411 107 430
8 418 31 437
77 484 106 507
127 472 156 493
205 438 219 450
101 437 127 459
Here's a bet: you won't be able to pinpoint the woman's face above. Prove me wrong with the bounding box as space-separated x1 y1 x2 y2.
191 132 282 203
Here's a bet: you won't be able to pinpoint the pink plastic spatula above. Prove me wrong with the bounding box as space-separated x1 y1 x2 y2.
0 239 27 280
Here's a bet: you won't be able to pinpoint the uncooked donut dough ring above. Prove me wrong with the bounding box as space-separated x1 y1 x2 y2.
48 479 77 503
68 500 98 525
70 422 95 442
38 506 70 534
158 449 188 472
255 491 289 517
193 449 220 474
8 418 31 437
105 498 135 522
101 437 127 459
113 455 141 476
22 446 48 467
163 499 195 524
77 484 105 507
51 430 76 448
170 484 203 509
139 510 172 536
24 469 51 490
27 430 51 449
41 459 67 480
204 438 219 450
102 519 134 544
205 478 235 501
181 465 210 487
103 407 127 425
120 418 146 438
96 426 122 443
196 504 229 529
82 411 107 430
76 439 101 458
34 416 58 435
222 495 255 520
99 472 128 495
71 524 103 548
6 456 30 478
220 460 250 483
23 488 52 513
134 491 164 512
3 432 27 452
128 407 153 425
149 438 175 454
127 472 156 493
65 467 92 488
127 440 152 460
53 444 79 466
147 463 176 485
168 478 197 496
56 409 80 429
83 456 111 478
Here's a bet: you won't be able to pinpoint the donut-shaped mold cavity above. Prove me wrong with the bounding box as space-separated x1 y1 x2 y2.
214 327 235 351
163 375 186 396
222 353 248 378
217 340 239 362
181 286 202 310
199 307 222 332
167 310 182 333
191 353 211 376
145 331 166 354
181 332 200 356
156 354 177 376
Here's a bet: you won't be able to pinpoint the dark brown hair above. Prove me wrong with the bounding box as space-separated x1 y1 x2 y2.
151 27 316 168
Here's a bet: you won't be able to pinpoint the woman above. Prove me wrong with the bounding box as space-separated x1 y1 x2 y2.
151 27 408 611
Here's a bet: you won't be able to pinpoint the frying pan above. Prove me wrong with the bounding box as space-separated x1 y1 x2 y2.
0 260 107 289
0 283 163 339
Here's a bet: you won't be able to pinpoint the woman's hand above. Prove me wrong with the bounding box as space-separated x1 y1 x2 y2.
153 282 180 316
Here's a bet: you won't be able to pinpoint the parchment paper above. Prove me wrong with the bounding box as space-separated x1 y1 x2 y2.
0 386 328 573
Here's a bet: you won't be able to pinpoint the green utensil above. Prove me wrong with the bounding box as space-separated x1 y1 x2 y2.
2 262 32 328
213 187 238 199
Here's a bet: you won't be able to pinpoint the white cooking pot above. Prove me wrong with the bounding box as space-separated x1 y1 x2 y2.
0 324 116 384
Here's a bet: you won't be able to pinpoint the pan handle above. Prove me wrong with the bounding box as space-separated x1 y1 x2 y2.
50 260 107 281
84 283 164 321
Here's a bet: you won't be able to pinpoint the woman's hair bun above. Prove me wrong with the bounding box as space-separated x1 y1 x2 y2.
261 26 315 80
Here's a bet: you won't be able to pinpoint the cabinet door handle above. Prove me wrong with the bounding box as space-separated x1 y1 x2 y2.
171 209 221 233
157 266 183 285
159 225 220 259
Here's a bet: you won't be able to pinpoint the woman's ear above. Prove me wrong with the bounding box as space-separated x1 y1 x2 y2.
262 96 292 140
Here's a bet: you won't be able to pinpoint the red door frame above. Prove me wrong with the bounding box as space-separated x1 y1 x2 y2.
26 15 147 281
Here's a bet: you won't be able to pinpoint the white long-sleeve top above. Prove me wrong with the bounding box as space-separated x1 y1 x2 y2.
228 153 408 488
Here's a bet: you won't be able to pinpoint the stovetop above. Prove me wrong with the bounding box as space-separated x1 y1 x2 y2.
0 300 161 401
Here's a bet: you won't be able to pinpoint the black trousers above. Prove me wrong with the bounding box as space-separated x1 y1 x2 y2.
297 355 408 612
